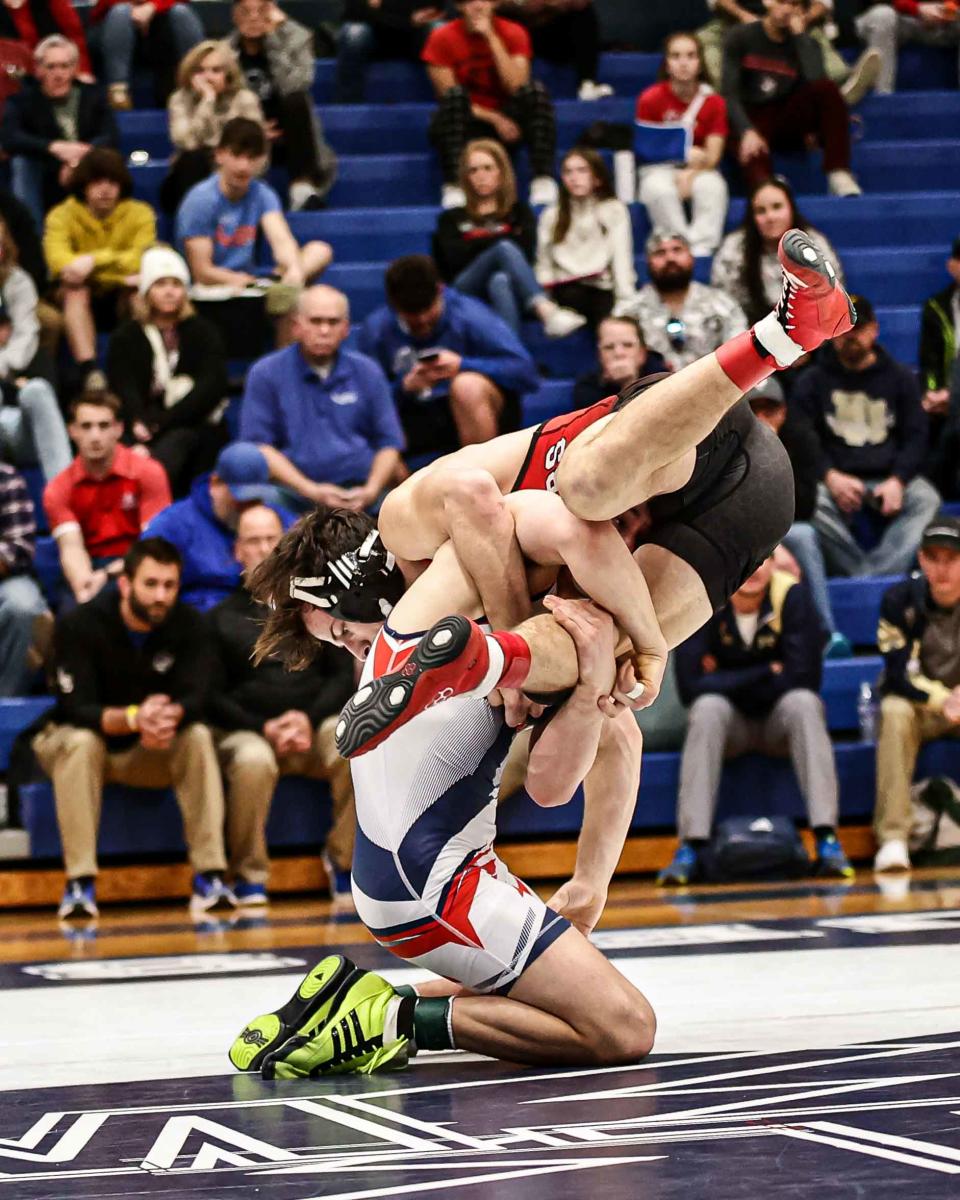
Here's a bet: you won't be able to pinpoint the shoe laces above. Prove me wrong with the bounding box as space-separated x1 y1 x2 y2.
775 270 802 334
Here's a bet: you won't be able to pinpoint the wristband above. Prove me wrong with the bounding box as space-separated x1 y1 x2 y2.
125 704 140 731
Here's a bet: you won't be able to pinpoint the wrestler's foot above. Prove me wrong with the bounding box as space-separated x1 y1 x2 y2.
228 953 360 1072
335 614 491 759
753 229 856 368
261 970 409 1079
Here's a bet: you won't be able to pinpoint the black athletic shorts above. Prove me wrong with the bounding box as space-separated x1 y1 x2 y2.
642 397 795 611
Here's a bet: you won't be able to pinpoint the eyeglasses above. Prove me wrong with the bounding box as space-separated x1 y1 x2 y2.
665 317 686 352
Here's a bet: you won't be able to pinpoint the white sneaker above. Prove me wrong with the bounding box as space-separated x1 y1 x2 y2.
578 79 614 101
529 175 559 207
873 838 911 872
841 48 882 107
441 183 466 210
828 169 862 197
542 304 587 338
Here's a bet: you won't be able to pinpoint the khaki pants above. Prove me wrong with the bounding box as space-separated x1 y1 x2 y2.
215 715 355 884
875 695 960 842
32 722 226 880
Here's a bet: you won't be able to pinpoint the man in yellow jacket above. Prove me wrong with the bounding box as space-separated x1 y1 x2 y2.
44 147 156 379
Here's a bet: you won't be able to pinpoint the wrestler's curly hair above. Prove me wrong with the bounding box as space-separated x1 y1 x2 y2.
250 506 377 670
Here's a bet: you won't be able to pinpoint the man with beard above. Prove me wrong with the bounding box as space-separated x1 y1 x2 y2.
794 294 942 577
624 230 747 372
33 537 230 920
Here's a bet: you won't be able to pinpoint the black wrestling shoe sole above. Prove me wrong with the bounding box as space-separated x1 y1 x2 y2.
779 229 858 329
335 614 479 760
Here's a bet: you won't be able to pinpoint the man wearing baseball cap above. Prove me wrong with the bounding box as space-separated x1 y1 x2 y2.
874 515 960 872
794 292 942 577
144 441 285 611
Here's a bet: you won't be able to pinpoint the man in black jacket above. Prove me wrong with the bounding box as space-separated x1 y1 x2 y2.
874 515 960 872
572 316 667 411
794 294 942 577
208 504 357 906
32 537 230 920
659 552 851 884
918 236 960 493
0 34 117 229
721 0 861 194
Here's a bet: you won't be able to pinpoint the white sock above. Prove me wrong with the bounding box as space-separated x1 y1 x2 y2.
462 635 505 699
289 181 319 209
753 309 804 368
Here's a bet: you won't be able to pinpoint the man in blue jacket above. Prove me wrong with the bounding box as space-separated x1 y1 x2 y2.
240 285 404 512
359 254 539 458
145 442 278 611
794 294 941 577
660 553 852 884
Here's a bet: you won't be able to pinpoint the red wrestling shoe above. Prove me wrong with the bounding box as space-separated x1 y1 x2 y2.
753 229 856 367
335 615 491 759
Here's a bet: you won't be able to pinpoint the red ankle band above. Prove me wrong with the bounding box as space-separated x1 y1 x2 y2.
716 330 775 393
491 631 532 689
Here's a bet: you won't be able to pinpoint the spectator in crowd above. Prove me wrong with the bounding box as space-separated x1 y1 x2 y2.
535 148 637 329
0 34 117 229
86 0 204 110
0 459 49 696
107 245 229 497
624 230 747 372
161 39 263 215
44 388 171 607
422 0 559 210
335 0 445 103
359 254 539 456
33 537 232 920
721 0 862 195
659 553 853 885
0 213 70 483
0 0 94 78
499 0 612 100
748 375 848 655
572 315 668 410
176 118 332 339
145 441 277 611
699 1 881 100
711 176 844 324
0 187 48 296
856 0 960 93
44 148 155 380
432 139 586 338
208 503 358 906
919 234 960 432
226 0 338 212
240 285 404 513
636 32 730 257
874 516 960 872
794 294 942 577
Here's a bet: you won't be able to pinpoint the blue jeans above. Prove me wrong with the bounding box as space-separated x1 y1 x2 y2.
0 574 47 696
10 156 48 232
782 520 835 634
813 476 943 577
0 379 72 483
95 2 204 86
453 240 544 334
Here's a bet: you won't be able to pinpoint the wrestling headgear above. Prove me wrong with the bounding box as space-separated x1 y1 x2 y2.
289 530 405 622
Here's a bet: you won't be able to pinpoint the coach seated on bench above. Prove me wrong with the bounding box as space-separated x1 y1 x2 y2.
33 537 232 921
207 504 357 908
659 553 853 886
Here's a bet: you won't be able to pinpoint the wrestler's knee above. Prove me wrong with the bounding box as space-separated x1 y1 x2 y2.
583 987 657 1065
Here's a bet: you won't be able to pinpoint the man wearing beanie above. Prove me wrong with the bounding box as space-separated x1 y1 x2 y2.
107 245 230 497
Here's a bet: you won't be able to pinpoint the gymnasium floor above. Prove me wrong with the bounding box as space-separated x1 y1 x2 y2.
2 870 959 1199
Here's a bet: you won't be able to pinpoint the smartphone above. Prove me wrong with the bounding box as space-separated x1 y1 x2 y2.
417 349 441 362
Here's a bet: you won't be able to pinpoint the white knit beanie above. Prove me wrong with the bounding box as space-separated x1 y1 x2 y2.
139 246 191 297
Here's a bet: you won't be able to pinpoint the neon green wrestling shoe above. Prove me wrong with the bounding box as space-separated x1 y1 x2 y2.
228 953 361 1072
261 969 409 1079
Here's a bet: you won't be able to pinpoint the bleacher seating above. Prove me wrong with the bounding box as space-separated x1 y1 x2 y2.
4 26 960 888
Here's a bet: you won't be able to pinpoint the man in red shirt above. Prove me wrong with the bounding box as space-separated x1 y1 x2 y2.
43 387 171 607
422 0 558 210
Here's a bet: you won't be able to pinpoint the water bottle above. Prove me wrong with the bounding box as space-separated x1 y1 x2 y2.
857 681 877 742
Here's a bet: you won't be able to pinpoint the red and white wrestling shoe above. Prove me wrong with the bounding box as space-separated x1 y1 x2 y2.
335 615 492 759
753 229 856 368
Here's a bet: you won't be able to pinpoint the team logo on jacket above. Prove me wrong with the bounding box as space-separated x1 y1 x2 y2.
331 391 358 406
152 652 174 674
57 668 74 694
